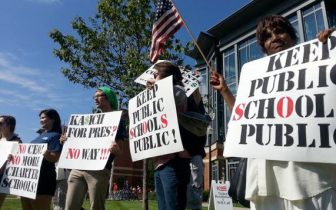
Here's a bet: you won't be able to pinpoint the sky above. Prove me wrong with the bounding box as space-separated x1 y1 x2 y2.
0 0 250 142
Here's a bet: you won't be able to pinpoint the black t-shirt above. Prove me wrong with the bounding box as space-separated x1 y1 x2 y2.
104 119 126 170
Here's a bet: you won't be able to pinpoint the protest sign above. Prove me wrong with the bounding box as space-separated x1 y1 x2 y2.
58 111 122 170
0 143 47 199
0 142 18 169
180 67 201 96
128 76 184 161
208 180 233 210
134 62 158 86
225 32 336 163
134 61 200 97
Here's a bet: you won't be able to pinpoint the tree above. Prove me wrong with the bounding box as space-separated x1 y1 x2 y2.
49 0 189 209
49 0 189 100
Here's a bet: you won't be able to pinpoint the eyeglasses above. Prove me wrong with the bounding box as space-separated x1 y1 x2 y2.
93 94 106 100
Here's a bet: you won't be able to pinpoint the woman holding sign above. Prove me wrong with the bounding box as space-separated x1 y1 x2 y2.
21 109 63 210
147 61 191 210
211 15 336 210
0 115 22 208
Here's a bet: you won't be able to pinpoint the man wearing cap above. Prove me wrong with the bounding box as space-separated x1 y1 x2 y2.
63 86 126 210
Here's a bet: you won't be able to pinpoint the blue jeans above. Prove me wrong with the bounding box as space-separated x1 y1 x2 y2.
155 157 190 210
187 155 204 210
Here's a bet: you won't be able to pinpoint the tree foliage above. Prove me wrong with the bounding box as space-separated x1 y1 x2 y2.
49 0 189 99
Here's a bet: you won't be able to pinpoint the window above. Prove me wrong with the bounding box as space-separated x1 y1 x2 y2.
227 159 240 181
197 68 208 98
302 3 326 41
212 161 218 181
288 14 301 43
238 37 263 72
220 48 237 139
326 0 336 28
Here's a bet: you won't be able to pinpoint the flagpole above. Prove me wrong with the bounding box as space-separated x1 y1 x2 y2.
170 0 214 71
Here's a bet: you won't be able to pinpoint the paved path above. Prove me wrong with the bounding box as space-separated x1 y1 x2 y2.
202 202 250 210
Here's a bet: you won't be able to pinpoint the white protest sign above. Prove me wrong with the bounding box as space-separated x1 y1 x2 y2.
134 61 200 97
0 143 47 199
208 180 233 210
128 76 184 161
225 32 336 163
134 62 158 85
58 111 122 170
0 142 18 168
180 68 201 96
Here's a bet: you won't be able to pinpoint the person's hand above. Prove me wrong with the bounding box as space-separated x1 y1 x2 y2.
109 142 120 155
210 71 229 93
60 134 67 144
7 154 13 162
317 28 335 43
146 78 157 89
43 150 52 161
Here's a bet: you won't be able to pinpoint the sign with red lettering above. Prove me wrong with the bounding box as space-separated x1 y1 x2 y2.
0 142 18 169
208 180 233 210
225 32 336 163
0 143 47 199
128 76 184 161
58 111 122 170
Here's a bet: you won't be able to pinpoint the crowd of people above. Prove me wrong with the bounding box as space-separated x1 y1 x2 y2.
0 14 335 210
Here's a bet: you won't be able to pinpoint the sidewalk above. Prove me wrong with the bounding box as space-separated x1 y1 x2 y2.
202 202 250 210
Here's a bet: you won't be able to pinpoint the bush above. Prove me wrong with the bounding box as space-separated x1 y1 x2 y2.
203 190 210 202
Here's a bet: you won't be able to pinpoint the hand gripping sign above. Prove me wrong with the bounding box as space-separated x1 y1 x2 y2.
58 111 122 170
128 76 184 161
225 32 336 163
0 143 47 199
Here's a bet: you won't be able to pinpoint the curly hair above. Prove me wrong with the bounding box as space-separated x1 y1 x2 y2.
256 15 298 53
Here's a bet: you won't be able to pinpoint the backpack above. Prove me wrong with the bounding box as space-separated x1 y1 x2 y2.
178 96 211 157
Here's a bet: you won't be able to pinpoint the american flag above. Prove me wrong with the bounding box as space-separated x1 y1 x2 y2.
150 0 184 62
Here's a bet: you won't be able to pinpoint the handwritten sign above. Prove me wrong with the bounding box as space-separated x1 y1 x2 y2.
0 143 47 199
135 61 200 96
58 111 122 170
208 180 233 210
128 76 184 161
225 32 336 163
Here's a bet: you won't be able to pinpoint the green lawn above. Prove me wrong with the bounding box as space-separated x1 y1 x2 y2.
2 198 157 210
2 198 246 209
1 198 212 210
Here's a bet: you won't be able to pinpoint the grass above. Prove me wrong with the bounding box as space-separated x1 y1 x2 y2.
1 198 210 210
1 198 158 210
1 197 246 209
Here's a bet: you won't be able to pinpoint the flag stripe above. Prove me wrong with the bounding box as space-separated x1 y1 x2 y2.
150 0 184 62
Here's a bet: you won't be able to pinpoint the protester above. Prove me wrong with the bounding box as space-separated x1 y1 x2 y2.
63 86 126 210
52 163 70 210
211 15 336 210
147 61 190 210
21 109 63 210
0 115 22 208
185 88 207 210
